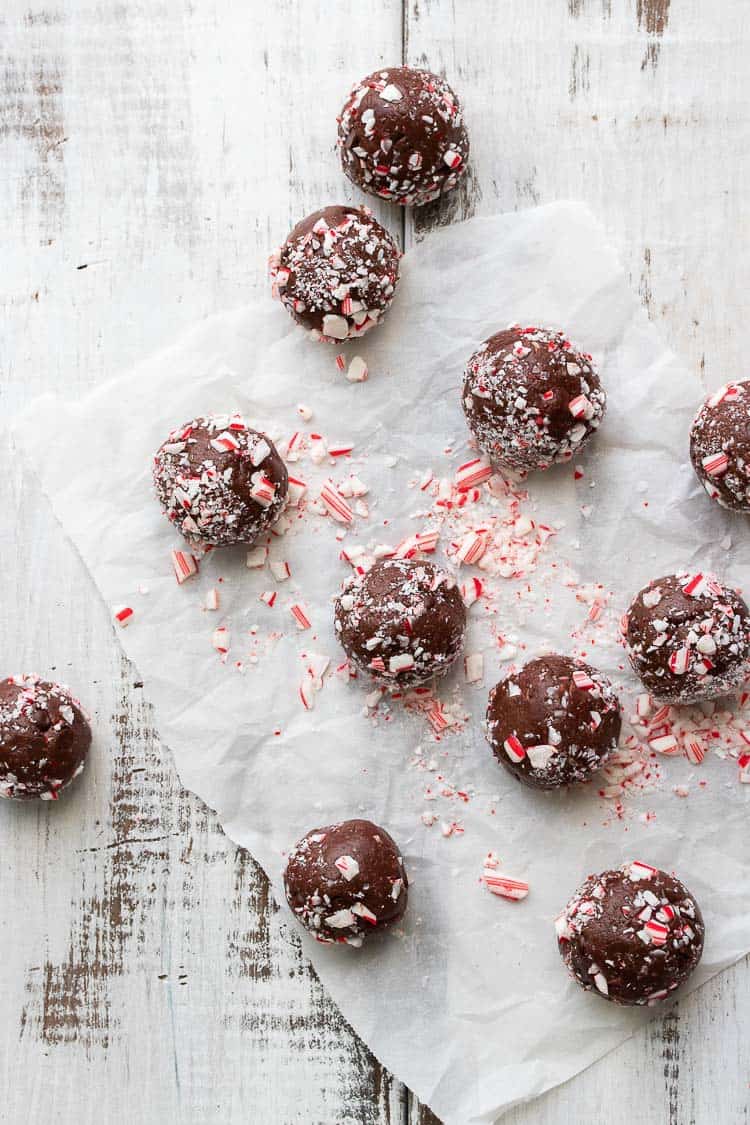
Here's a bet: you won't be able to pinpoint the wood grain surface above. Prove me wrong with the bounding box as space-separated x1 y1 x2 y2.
2 2 748 1122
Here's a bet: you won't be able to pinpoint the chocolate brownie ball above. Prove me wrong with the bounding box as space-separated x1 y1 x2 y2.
284 819 408 946
462 326 606 473
0 675 91 800
623 572 750 704
269 205 400 342
153 415 288 548
337 66 469 207
556 861 705 1006
486 655 621 789
334 558 466 686
690 380 750 511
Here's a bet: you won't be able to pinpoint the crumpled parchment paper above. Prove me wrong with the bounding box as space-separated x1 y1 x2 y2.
15 203 750 1123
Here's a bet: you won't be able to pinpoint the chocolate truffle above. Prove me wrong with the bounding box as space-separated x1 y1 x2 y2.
0 675 91 800
462 326 606 473
690 380 750 511
153 415 288 548
337 66 469 207
334 558 466 686
556 861 705 1006
486 655 621 789
623 572 750 704
269 205 400 342
284 819 408 946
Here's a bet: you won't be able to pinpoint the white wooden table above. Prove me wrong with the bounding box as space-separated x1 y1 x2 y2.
2 2 749 1121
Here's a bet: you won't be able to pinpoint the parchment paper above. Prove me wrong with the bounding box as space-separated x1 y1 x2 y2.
15 204 750 1123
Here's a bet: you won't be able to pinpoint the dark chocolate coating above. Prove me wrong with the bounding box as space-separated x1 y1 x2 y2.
153 415 288 548
0 675 91 800
557 862 705 1006
623 572 750 704
486 655 621 789
690 380 750 511
284 819 408 946
462 326 606 473
334 558 466 686
269 205 400 342
337 66 469 207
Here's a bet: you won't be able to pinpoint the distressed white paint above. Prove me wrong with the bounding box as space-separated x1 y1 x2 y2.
1 2 748 1122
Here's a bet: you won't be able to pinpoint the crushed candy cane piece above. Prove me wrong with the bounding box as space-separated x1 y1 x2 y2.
270 559 291 582
455 529 488 565
250 473 276 507
701 451 729 477
346 355 369 383
503 735 526 763
211 625 230 654
287 475 308 505
290 603 312 630
320 480 354 524
460 577 483 607
351 902 378 924
334 855 360 881
483 871 529 901
171 549 199 584
629 860 657 881
455 458 493 491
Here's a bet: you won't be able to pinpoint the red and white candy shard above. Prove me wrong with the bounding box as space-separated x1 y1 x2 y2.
211 625 230 654
113 606 133 627
701 451 729 477
346 356 369 383
320 481 354 524
290 604 311 630
270 559 291 582
455 458 493 491
628 860 657 881
483 866 529 901
351 902 378 924
334 855 360 881
171 549 199 584
503 735 526 763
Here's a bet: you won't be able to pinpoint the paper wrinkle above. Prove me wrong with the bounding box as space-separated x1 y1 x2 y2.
14 202 750 1124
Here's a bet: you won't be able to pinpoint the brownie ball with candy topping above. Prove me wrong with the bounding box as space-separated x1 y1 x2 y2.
690 380 750 512
337 66 469 207
623 572 750 704
153 415 288 548
462 326 606 473
486 655 621 790
556 861 705 1006
269 205 400 342
334 558 466 686
0 675 91 800
284 819 408 947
